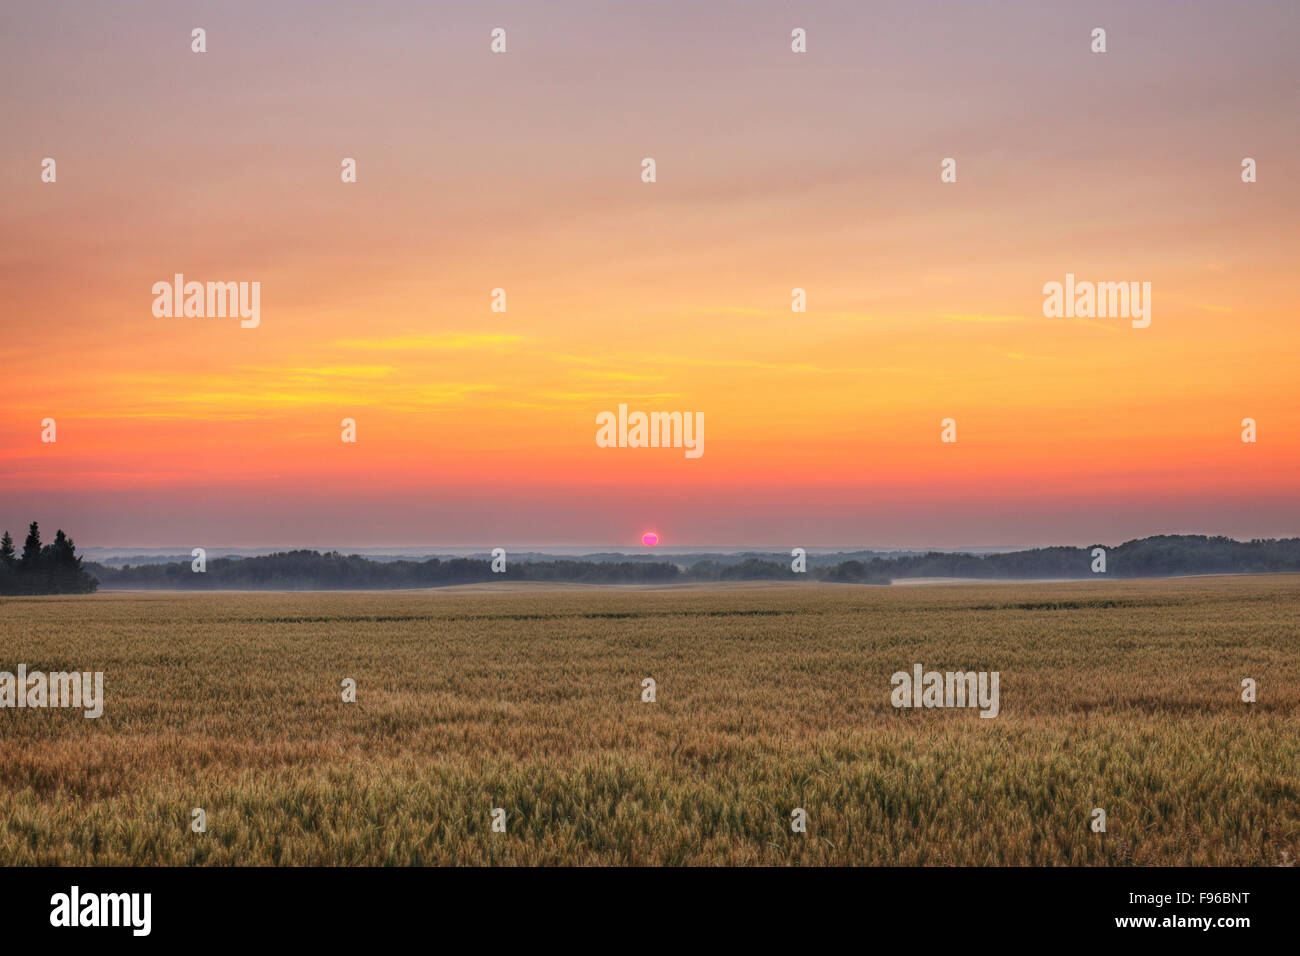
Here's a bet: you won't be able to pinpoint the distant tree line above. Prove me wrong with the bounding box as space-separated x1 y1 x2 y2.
84 550 890 589
685 557 891 584
0 522 98 594
18 532 1300 593
845 535 1300 579
683 535 1300 581
86 551 689 590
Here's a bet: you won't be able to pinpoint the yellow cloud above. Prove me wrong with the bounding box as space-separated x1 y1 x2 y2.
333 333 526 351
940 313 1030 323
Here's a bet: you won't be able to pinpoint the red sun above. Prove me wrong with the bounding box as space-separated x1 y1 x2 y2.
641 531 660 546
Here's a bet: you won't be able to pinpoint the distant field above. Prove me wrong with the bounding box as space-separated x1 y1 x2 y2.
1 576 1296 865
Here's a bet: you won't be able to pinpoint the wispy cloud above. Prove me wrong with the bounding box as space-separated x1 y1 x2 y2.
333 333 526 351
940 313 1030 323
576 370 667 382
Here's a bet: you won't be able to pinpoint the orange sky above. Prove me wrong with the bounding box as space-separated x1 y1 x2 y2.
2 1 1297 548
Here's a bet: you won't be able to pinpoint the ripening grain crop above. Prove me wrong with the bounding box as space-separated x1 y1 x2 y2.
1 576 1296 865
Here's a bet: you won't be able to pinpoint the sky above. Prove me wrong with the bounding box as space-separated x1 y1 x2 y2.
2 1 1298 549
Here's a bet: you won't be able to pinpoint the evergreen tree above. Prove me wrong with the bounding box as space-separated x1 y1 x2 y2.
0 522 97 595
20 521 42 570
51 529 80 568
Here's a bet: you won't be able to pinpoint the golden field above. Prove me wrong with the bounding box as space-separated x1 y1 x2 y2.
0 576 1296 866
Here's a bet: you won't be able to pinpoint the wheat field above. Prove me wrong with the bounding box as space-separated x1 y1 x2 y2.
1 575 1296 865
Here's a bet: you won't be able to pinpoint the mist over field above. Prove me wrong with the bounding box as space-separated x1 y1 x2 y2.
70 536 1300 591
